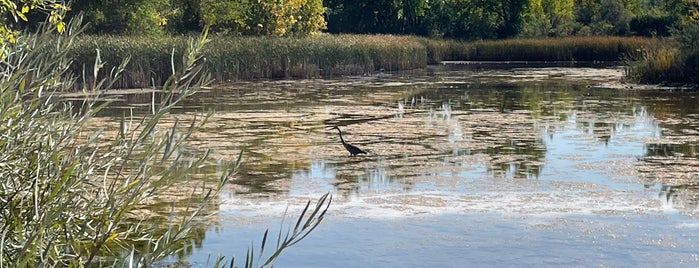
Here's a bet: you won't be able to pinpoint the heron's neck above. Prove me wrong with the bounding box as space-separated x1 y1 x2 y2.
336 130 345 143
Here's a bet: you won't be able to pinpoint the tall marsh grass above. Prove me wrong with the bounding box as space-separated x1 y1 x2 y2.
205 34 426 80
68 34 657 89
625 38 699 84
70 34 427 88
70 35 187 89
423 36 655 63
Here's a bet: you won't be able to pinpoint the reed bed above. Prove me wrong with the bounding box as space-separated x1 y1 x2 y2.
205 34 426 80
69 34 426 88
624 38 699 84
68 35 657 89
423 36 656 63
70 35 187 89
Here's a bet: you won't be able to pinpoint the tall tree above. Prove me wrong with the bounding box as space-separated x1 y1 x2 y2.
398 0 430 34
497 0 529 38
548 0 576 35
167 0 205 33
673 0 699 50
324 0 400 34
425 0 515 39
67 0 169 35
324 0 524 38
292 0 328 36
1 0 67 43
246 0 326 36
172 0 325 36
521 0 550 36
574 0 599 25
591 0 634 34
198 0 248 34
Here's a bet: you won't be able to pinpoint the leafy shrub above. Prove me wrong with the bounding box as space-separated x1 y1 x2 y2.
0 16 330 267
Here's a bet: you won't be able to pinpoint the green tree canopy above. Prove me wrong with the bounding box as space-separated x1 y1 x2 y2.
147 0 327 36
67 0 168 35
1 0 67 43
7 0 689 39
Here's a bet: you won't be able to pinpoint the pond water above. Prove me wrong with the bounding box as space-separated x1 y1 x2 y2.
106 63 698 267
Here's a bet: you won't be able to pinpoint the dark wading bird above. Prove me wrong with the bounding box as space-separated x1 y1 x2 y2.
331 126 367 156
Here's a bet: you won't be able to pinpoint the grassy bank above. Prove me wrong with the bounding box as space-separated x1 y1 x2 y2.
68 35 658 89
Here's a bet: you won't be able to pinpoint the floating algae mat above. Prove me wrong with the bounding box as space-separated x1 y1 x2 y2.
90 64 699 267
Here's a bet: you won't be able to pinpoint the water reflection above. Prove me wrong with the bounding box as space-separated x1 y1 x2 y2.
90 66 699 216
72 65 699 267
290 160 335 195
659 185 699 215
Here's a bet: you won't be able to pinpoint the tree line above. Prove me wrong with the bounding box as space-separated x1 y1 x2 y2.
8 0 693 39
4 0 697 85
325 0 692 39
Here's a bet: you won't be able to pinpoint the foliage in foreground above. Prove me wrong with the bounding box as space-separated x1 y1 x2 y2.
0 16 223 267
212 193 331 268
0 17 330 267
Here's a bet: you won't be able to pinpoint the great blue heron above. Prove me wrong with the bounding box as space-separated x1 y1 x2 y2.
331 126 367 156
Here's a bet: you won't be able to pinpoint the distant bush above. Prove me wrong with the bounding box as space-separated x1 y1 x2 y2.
630 15 675 37
626 18 699 85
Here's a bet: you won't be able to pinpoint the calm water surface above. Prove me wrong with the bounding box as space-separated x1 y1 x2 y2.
107 64 699 267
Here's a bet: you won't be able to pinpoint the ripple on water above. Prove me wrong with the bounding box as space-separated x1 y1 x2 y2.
88 65 699 267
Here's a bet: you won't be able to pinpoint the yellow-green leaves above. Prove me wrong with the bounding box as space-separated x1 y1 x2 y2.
198 0 325 36
1 0 67 44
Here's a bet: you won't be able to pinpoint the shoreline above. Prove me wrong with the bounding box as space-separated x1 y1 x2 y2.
59 63 696 97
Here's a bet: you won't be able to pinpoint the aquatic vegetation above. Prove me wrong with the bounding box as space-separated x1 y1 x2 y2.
149 68 699 208
69 34 427 88
624 38 699 84
67 35 655 89
424 36 655 63
625 21 699 85
77 59 699 266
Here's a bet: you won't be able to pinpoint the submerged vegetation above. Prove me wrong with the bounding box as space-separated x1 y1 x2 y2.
70 34 656 89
